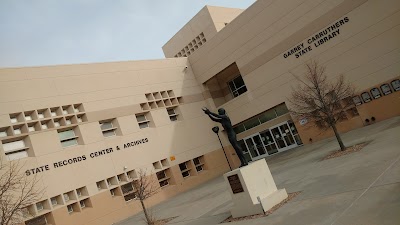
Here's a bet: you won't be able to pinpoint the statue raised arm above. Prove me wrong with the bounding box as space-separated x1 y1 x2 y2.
203 107 248 167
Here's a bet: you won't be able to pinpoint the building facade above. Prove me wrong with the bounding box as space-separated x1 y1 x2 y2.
1 0 400 225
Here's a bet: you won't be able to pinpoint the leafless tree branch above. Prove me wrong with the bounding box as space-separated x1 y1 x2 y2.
288 61 355 150
0 158 43 225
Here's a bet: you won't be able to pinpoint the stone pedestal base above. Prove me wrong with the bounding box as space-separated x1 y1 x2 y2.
223 160 288 218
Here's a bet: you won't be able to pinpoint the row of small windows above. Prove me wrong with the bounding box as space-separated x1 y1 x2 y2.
157 155 205 187
353 79 399 105
233 103 290 134
1 107 181 160
23 156 206 223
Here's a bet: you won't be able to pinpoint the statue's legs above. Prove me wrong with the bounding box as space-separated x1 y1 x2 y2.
228 136 248 167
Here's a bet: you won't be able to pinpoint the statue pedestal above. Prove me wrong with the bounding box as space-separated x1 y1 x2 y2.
223 160 288 218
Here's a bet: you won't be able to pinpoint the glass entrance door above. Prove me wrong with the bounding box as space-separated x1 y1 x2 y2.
244 134 267 160
239 120 302 161
259 129 278 155
270 121 298 151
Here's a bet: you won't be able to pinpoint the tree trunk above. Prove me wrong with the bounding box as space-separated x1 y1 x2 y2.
331 123 346 151
140 199 152 225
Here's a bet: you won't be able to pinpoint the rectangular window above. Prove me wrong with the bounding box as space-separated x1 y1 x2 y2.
2 139 29 161
274 103 289 116
58 129 78 148
67 205 73 213
79 200 85 208
228 75 247 98
156 170 170 187
136 114 150 129
167 108 179 121
121 183 134 195
36 202 44 211
179 161 191 178
193 156 204 172
51 197 58 206
100 120 117 137
63 193 70 202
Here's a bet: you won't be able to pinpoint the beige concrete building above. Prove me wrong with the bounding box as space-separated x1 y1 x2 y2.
1 0 400 224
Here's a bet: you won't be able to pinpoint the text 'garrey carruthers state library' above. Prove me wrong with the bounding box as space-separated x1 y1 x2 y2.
1 0 400 224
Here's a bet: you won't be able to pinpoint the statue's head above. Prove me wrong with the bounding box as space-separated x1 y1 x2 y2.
218 108 226 115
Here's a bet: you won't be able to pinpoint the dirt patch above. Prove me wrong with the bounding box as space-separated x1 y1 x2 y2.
322 142 369 161
221 192 301 223
152 216 178 225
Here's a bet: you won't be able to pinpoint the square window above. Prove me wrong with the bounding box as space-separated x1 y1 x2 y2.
41 124 48 130
159 179 169 187
38 112 45 119
228 75 247 98
136 114 150 129
370 88 381 99
14 128 21 135
58 129 78 148
79 200 85 208
182 170 190 178
28 126 35 132
10 117 18 124
100 120 116 137
110 189 115 196
391 79 400 91
381 84 392 95
361 92 372 103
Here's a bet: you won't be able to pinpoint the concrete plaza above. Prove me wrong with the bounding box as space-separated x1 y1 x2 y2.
117 117 400 225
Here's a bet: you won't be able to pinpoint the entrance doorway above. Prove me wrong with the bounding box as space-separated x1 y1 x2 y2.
239 120 302 161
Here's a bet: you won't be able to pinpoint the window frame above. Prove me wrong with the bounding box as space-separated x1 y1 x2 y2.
370 88 381 99
380 84 392 95
167 107 179 122
136 114 150 129
2 139 29 161
227 75 248 98
58 128 78 148
361 92 372 103
99 120 117 137
391 79 400 91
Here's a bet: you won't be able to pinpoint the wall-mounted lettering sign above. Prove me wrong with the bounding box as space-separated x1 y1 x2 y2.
228 174 244 194
283 17 349 59
24 138 149 176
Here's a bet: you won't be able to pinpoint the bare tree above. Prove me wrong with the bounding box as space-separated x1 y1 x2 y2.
133 169 160 225
289 61 355 151
0 159 43 225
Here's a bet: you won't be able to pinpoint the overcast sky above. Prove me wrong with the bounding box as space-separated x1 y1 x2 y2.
0 0 255 68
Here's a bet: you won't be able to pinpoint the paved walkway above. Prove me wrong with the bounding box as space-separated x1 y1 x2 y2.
117 117 400 225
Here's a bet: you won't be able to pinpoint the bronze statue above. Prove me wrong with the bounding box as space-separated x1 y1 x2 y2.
202 107 248 167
